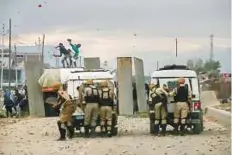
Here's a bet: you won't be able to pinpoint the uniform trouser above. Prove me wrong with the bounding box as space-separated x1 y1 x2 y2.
61 55 70 68
100 106 112 131
154 102 167 125
57 120 74 139
174 102 189 125
84 103 99 127
5 106 13 117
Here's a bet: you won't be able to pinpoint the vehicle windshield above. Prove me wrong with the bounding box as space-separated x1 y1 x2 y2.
152 77 200 99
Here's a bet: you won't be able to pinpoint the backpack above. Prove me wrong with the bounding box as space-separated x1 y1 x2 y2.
101 89 110 100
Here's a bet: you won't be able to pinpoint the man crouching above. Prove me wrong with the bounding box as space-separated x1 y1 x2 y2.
55 85 76 141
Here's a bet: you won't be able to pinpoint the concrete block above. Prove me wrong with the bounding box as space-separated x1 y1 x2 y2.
24 60 45 117
134 57 147 112
117 57 133 115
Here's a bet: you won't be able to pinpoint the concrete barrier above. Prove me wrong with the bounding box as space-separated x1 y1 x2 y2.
205 106 231 128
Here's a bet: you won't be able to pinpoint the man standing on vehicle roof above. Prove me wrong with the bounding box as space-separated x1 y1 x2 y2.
149 81 169 136
170 78 191 136
99 80 115 137
67 39 81 67
83 79 100 138
53 43 71 68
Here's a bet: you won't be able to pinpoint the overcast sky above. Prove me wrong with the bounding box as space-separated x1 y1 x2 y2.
0 0 231 73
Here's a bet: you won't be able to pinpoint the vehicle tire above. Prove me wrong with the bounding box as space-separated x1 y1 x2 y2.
193 111 203 134
193 123 202 134
111 113 118 136
200 109 204 131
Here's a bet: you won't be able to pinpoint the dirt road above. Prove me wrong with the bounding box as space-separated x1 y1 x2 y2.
0 116 230 155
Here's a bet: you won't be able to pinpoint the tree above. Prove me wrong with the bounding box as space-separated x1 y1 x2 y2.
186 59 221 76
187 60 194 70
186 58 204 74
204 60 221 71
194 58 205 73
204 60 221 78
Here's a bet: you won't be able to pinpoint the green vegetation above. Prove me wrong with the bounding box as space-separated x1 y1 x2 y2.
187 58 221 77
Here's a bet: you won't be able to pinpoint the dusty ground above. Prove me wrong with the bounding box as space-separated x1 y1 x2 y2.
0 91 230 155
214 103 231 112
0 116 231 155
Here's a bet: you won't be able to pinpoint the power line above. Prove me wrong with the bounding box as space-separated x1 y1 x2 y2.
8 18 12 89
0 23 6 89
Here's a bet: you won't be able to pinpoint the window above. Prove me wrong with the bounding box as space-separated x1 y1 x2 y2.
156 77 200 98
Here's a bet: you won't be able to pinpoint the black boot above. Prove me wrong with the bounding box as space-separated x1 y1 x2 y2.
161 124 167 136
153 124 159 136
90 126 96 138
84 126 90 138
180 124 186 136
173 124 179 135
67 126 74 139
106 126 112 137
57 122 66 141
100 126 105 137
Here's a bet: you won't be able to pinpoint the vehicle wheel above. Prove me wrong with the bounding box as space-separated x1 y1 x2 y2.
111 113 118 136
193 123 202 134
193 112 202 134
200 109 204 131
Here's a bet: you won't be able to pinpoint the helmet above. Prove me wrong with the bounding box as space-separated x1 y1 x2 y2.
177 78 185 84
86 79 93 85
101 80 108 87
149 83 156 89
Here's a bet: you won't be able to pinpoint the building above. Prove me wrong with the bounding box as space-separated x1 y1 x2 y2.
0 49 44 89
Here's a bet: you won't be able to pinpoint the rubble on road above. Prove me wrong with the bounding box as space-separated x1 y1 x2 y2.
0 116 230 155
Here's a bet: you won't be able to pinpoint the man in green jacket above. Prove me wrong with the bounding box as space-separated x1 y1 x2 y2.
67 39 81 67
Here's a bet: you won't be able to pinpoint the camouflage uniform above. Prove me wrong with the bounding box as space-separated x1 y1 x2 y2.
150 84 169 136
83 80 100 137
170 78 191 135
99 81 114 137
57 90 76 141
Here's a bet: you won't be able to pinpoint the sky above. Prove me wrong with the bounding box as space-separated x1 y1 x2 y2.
0 0 231 74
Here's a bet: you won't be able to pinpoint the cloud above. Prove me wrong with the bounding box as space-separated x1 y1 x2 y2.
0 0 230 37
0 0 230 74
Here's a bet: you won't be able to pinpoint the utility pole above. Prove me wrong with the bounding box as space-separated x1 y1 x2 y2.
8 18 12 90
175 38 178 57
156 61 159 70
1 23 5 90
210 34 214 61
41 34 45 65
14 44 18 88
38 37 41 61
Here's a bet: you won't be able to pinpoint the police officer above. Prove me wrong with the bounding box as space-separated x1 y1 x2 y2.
170 78 191 136
149 82 169 136
83 79 100 137
99 80 114 137
55 85 76 141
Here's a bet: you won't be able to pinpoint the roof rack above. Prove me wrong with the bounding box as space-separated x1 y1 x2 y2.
159 64 189 70
71 69 112 73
